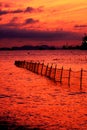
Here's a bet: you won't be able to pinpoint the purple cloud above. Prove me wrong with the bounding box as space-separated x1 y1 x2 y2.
25 7 35 13
0 10 9 15
0 9 23 16
11 9 23 13
25 18 39 24
0 27 82 41
0 6 44 16
25 6 44 13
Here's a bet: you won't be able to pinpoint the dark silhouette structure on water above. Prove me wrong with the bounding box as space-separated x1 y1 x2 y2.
0 35 87 50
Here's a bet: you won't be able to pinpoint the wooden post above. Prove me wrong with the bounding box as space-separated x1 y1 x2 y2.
54 64 57 81
19 61 21 67
26 62 28 69
45 63 49 76
41 62 44 75
36 62 39 74
32 62 34 71
21 61 23 68
31 62 33 71
35 62 38 73
37 62 40 74
60 67 63 84
34 62 36 73
22 61 24 68
68 68 71 87
26 62 28 70
28 62 30 70
24 61 26 68
20 61 21 67
33 62 35 72
25 62 27 69
18 61 20 67
49 64 53 78
32 62 34 72
80 68 83 91
30 61 32 71
30 62 32 71
30 61 31 70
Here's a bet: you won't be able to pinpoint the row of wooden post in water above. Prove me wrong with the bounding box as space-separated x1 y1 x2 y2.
15 60 84 90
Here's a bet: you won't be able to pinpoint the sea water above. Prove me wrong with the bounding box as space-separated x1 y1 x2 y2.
0 50 87 130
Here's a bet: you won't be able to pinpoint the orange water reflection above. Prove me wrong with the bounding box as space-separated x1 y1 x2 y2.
0 58 87 130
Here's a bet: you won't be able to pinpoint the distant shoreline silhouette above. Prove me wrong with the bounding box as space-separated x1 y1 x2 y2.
0 35 87 51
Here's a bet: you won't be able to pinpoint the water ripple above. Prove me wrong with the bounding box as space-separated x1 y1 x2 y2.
0 94 11 98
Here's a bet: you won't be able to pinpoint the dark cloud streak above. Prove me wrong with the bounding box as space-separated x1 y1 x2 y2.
0 10 9 15
74 24 87 28
0 9 23 16
0 6 43 16
11 9 23 13
0 27 82 41
25 18 39 24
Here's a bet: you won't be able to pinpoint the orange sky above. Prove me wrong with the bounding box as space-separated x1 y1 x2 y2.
0 0 87 47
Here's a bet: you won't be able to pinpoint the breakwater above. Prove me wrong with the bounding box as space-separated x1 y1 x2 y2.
15 60 87 91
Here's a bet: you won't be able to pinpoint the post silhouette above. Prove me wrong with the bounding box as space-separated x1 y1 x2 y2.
80 68 83 90
60 67 63 84
68 68 71 87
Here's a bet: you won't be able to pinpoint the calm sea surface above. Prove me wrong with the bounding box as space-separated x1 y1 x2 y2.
0 50 87 70
0 50 87 130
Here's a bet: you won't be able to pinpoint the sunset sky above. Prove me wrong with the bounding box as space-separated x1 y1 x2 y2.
0 0 87 47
